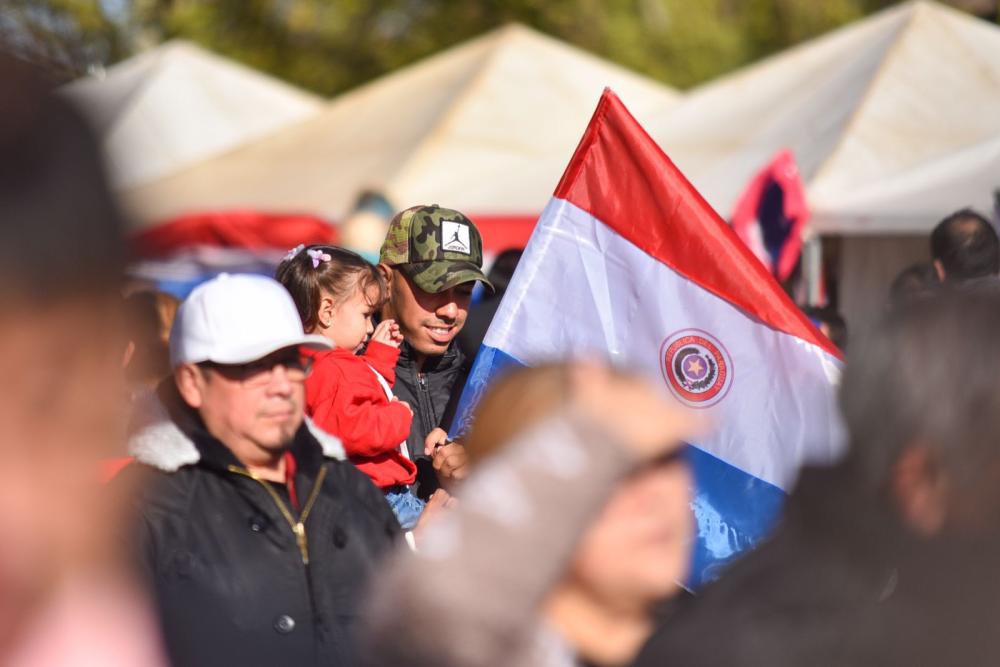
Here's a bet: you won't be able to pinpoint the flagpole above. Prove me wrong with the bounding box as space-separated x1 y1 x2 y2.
803 233 823 306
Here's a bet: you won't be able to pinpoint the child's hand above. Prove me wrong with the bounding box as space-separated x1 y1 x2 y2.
371 319 403 348
423 427 449 456
432 442 469 486
393 398 414 416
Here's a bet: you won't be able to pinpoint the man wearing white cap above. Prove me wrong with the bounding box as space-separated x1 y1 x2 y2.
122 274 400 667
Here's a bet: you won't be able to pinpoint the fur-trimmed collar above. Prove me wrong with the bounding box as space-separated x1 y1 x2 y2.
127 389 345 473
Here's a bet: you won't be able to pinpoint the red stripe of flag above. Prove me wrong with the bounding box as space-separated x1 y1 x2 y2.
554 89 840 359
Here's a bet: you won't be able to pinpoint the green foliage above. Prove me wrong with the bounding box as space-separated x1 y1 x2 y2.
0 0 124 77
1 0 995 91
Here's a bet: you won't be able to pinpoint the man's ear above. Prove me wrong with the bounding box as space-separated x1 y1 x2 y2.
932 259 946 283
891 445 949 537
378 264 396 317
377 263 393 291
174 364 205 409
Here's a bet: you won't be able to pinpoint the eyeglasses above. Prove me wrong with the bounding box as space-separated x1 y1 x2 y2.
199 352 314 386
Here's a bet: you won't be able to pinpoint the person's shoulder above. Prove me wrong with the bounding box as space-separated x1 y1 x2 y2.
116 460 201 518
320 455 401 536
302 417 347 459
324 454 374 487
124 386 206 515
637 557 868 666
315 436 376 492
313 440 395 508
635 609 776 667
634 565 789 666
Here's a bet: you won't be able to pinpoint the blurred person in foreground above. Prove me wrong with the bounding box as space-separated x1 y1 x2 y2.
362 362 697 667
121 273 400 666
632 287 1000 666
888 260 939 309
377 206 494 497
930 207 999 284
0 56 165 665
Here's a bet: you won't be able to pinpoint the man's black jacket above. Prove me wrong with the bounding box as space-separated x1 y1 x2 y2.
391 340 468 499
123 383 400 667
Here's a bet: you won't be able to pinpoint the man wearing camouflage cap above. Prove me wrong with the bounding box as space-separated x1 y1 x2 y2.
378 205 493 498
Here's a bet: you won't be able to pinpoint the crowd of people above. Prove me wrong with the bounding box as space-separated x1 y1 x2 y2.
5 51 1000 667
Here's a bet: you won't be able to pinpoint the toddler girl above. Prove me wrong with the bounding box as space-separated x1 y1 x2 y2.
276 244 424 529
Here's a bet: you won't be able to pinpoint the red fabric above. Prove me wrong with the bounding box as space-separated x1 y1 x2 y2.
132 210 337 259
283 451 300 512
304 342 415 489
100 457 135 483
134 209 534 259
553 89 841 360
133 209 538 259
470 215 536 253
730 150 810 282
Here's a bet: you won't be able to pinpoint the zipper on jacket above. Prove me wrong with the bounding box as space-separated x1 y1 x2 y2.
227 463 328 565
415 373 436 440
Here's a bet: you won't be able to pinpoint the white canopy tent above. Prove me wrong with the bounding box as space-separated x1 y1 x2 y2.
812 134 1000 233
121 24 679 227
832 136 1000 330
652 0 1000 327
63 40 322 191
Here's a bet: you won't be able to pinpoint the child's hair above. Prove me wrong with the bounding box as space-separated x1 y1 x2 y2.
275 244 387 332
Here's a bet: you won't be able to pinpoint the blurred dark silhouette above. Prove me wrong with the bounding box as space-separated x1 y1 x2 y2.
634 287 1000 666
0 61 124 300
0 53 164 665
888 260 939 309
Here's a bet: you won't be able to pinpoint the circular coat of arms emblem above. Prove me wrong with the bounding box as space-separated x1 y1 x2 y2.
659 329 733 408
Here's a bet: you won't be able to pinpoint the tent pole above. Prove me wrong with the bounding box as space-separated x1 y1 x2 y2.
803 233 823 306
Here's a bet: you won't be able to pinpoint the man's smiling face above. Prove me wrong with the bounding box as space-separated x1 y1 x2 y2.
383 268 473 358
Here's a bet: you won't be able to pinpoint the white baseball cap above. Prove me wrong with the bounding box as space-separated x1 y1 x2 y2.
169 273 332 367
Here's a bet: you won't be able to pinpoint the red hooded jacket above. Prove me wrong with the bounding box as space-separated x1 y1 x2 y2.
304 341 416 489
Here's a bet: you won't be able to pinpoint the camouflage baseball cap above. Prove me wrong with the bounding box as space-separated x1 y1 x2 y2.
378 204 494 294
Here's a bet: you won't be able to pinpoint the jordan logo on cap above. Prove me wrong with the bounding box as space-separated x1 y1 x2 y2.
442 220 471 254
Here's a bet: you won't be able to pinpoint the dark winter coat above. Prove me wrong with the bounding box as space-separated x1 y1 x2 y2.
633 459 1000 667
123 383 401 667
391 340 468 499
